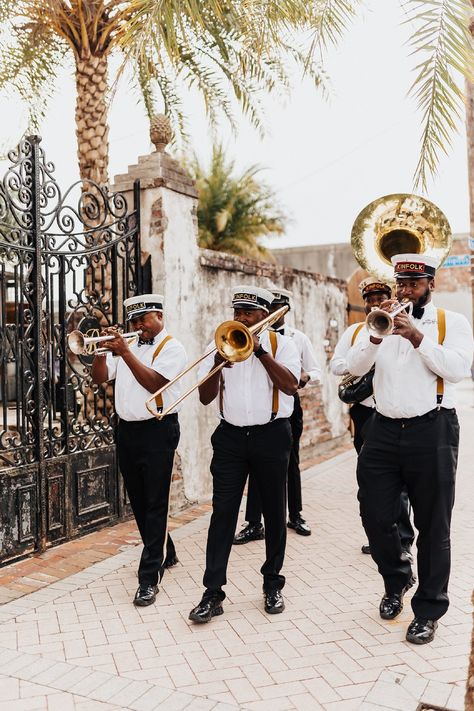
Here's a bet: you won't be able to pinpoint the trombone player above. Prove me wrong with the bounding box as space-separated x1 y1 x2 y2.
188 285 300 623
346 254 473 644
91 294 187 607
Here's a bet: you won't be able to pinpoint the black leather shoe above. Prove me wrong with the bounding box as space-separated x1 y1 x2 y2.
164 554 179 568
188 593 224 623
233 522 264 545
379 578 415 620
361 544 371 555
133 585 157 607
264 589 285 614
287 515 311 536
406 617 438 644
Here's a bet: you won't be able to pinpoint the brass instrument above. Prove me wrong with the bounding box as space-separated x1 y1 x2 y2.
351 193 452 283
366 300 413 339
68 329 142 356
145 305 289 419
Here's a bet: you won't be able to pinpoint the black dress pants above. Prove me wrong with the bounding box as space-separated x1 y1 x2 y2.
118 415 180 586
357 408 459 620
203 418 292 596
245 393 303 523
350 403 414 548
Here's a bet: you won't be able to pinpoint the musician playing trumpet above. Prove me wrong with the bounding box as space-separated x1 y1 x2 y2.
346 254 473 644
91 294 187 607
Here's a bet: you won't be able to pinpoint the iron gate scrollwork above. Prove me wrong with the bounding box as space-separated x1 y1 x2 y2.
0 135 142 564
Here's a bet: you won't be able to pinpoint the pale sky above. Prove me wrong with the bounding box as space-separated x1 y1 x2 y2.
1 2 470 248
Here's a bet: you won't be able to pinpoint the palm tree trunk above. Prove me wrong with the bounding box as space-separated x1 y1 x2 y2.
75 53 109 185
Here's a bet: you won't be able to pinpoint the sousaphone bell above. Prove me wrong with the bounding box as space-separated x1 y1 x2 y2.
351 193 452 283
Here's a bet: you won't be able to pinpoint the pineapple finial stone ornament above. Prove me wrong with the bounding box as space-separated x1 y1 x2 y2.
150 114 172 153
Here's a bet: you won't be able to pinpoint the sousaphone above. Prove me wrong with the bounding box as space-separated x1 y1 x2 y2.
351 193 452 282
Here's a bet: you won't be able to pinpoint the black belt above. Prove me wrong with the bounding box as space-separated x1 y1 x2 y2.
119 414 178 426
376 407 455 427
221 418 288 431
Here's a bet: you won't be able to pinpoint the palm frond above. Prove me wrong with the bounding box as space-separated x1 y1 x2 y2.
0 17 68 128
306 0 360 63
119 0 330 138
188 143 287 260
405 0 474 190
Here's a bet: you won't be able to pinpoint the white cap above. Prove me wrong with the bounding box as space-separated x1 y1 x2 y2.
123 293 164 321
231 285 274 312
391 253 439 278
271 287 292 303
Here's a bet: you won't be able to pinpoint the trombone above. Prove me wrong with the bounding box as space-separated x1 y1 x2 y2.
145 305 289 419
68 329 142 356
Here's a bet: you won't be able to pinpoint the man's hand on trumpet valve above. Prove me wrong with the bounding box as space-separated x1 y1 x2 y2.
100 327 130 357
376 299 399 313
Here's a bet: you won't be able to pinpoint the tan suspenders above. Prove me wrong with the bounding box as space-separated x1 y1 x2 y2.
151 335 173 412
268 330 279 421
219 331 280 421
351 322 365 346
436 308 446 405
350 310 447 405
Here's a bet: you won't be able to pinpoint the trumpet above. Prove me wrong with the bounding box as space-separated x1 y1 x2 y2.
145 305 289 419
366 301 413 339
68 329 142 356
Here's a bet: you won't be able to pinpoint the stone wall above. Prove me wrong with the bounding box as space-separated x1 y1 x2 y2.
113 140 349 511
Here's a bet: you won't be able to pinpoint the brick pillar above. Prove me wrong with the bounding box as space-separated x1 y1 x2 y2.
112 115 200 513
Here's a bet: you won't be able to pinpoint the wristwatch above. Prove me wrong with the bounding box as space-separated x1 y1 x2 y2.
254 345 268 359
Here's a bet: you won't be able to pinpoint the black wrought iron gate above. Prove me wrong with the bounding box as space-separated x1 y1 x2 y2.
0 136 142 564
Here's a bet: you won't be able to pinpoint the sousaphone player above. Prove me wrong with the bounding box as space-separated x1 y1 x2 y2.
347 195 473 644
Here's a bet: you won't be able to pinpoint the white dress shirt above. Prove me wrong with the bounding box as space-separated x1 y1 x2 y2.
345 301 473 418
272 325 322 383
330 322 375 408
198 330 301 426
106 328 188 421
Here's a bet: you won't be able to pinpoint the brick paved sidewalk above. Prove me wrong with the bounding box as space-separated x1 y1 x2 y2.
0 381 472 711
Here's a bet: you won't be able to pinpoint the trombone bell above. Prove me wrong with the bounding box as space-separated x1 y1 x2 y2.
214 321 254 362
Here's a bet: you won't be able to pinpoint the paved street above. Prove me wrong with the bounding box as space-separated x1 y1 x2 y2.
0 380 472 711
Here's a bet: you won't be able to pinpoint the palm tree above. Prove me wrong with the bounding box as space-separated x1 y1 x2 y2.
0 2 472 188
0 1 328 184
189 145 286 260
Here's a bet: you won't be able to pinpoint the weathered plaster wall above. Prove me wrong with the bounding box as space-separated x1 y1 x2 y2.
113 149 349 509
